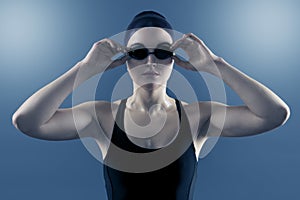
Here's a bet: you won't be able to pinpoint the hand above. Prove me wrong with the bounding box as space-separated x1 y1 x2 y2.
171 33 219 72
80 38 128 76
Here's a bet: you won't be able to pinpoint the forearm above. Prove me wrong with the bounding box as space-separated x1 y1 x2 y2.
205 57 289 121
12 61 91 131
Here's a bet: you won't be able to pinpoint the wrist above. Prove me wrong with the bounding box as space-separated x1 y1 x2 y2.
75 61 96 81
200 56 226 75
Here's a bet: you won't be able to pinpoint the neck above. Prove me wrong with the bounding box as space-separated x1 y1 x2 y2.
128 83 173 112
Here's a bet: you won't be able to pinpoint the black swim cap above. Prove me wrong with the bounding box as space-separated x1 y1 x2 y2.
127 11 172 30
125 11 173 45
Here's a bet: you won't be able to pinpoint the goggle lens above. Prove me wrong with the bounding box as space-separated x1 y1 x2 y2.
128 48 174 60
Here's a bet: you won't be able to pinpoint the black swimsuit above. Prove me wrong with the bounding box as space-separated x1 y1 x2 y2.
103 98 198 200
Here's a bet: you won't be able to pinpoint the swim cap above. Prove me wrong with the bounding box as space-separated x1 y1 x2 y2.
127 11 172 30
125 11 173 45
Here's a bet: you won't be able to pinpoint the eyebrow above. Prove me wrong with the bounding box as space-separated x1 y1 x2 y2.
130 42 172 50
156 42 172 49
157 42 172 47
129 43 145 50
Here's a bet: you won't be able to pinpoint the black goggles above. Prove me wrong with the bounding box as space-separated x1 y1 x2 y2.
127 48 175 60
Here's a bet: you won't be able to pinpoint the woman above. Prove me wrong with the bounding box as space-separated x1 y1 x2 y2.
12 11 289 200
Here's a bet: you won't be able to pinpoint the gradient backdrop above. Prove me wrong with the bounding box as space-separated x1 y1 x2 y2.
0 0 299 199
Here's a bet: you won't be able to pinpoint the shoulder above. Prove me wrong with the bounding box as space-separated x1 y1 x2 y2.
75 99 123 141
93 99 124 121
72 100 122 126
180 100 212 118
178 100 212 135
94 99 124 128
72 100 120 117
94 100 121 112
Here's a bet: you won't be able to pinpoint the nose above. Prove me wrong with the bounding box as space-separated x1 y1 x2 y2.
146 53 156 64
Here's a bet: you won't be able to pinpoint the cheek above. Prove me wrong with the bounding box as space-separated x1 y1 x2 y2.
159 64 173 79
158 60 174 73
158 58 174 66
126 59 174 76
126 58 142 68
126 60 143 72
126 61 143 80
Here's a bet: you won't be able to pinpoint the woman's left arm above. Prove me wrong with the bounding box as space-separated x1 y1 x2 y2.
171 33 290 137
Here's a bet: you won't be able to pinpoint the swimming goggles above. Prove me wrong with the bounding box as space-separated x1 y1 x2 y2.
127 48 175 60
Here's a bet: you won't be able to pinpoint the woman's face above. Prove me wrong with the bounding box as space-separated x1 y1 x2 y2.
126 27 174 89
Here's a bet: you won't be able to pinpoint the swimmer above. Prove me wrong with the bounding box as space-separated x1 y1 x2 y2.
12 11 290 200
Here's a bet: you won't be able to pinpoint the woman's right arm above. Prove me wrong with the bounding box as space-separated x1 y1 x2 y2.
12 39 127 140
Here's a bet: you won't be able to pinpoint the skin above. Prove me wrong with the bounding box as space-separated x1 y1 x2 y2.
12 27 290 160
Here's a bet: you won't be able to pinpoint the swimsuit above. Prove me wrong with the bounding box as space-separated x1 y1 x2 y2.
103 98 198 200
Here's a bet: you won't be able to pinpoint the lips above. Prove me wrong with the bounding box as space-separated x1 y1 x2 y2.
142 71 160 76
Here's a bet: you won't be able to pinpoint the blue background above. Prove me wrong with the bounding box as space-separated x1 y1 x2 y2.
0 0 299 199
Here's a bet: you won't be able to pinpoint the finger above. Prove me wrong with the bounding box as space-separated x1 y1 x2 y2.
183 33 206 49
185 34 213 53
105 39 121 55
171 34 197 52
170 34 190 51
170 37 185 51
95 39 112 48
92 39 111 55
106 55 129 71
97 39 125 56
185 33 200 42
110 40 127 53
186 35 217 60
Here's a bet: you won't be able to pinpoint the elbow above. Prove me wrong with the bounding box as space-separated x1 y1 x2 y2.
269 104 290 128
12 112 22 131
278 104 290 125
12 112 37 135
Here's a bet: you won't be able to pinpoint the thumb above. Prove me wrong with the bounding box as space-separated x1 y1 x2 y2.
173 55 196 71
105 55 129 71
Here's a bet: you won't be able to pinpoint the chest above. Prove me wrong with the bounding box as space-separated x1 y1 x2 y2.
98 101 209 160
123 108 181 149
